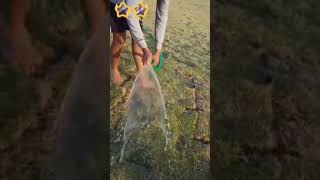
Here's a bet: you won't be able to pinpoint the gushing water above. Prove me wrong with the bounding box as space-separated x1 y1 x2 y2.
119 65 169 162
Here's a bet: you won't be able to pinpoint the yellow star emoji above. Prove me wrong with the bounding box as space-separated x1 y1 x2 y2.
134 2 148 19
115 2 130 18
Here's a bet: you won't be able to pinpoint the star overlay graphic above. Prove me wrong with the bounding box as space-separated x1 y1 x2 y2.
115 2 130 18
115 1 148 19
134 2 148 19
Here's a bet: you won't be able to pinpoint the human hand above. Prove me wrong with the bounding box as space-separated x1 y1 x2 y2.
142 47 152 65
152 49 161 66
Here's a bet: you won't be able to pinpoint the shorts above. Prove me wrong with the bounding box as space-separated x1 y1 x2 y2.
110 2 143 33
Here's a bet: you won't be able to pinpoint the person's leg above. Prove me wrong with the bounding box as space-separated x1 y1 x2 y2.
132 39 144 72
132 39 153 88
9 0 43 75
111 32 126 85
82 0 106 35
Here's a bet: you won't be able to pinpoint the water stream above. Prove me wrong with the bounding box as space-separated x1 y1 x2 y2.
119 65 169 162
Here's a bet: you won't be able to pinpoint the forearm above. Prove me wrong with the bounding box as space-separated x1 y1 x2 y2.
126 0 148 49
155 0 170 50
10 0 29 30
127 14 148 49
82 0 107 34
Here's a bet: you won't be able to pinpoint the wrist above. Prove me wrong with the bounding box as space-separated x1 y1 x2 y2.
155 48 161 54
143 47 150 53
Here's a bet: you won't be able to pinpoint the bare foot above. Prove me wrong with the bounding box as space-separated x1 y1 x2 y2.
112 68 124 86
9 28 44 76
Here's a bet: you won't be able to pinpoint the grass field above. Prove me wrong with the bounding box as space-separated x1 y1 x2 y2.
110 0 210 179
